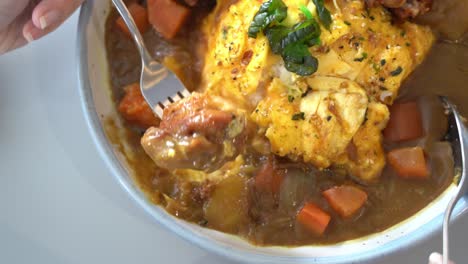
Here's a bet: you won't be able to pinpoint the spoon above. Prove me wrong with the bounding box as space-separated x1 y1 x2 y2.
439 96 467 264
111 0 191 118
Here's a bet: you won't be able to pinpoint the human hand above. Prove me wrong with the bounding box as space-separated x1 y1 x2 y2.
0 0 84 55
428 252 455 264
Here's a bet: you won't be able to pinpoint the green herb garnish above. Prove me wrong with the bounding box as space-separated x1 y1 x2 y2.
292 112 306 120
354 52 368 62
312 0 332 30
390 66 403 76
264 25 291 54
264 20 321 76
280 19 321 49
299 4 313 20
282 43 319 76
250 0 324 76
248 0 288 38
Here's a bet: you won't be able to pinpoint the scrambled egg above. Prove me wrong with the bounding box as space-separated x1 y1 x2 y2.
199 0 434 181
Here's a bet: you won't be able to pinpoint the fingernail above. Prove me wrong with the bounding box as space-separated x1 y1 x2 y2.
39 10 61 30
25 32 34 43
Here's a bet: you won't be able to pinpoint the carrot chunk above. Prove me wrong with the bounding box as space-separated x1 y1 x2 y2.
147 0 191 39
118 83 159 128
388 147 429 179
115 3 150 37
254 160 284 194
297 203 331 236
322 186 368 218
383 101 424 142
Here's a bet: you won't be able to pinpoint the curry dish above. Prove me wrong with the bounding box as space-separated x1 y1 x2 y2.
105 0 468 245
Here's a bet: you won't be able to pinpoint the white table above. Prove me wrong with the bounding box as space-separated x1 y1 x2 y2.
1 10 467 264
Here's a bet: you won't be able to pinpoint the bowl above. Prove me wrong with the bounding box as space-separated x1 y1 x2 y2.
77 1 468 263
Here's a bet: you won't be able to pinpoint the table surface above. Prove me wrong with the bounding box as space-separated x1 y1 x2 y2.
1 10 467 264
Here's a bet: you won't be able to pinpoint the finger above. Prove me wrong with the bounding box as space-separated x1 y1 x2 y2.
31 0 84 30
22 16 58 42
0 0 30 31
22 20 41 42
428 252 455 264
0 23 27 55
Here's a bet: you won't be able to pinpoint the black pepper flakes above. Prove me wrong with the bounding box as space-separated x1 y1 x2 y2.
301 87 312 97
390 66 403 76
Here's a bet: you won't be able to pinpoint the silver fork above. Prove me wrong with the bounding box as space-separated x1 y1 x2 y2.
438 96 467 264
111 0 191 118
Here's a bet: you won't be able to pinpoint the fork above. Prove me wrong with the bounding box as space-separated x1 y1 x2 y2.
438 96 468 264
111 0 191 118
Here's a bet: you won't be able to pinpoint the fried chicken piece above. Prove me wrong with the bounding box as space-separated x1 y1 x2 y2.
141 93 248 172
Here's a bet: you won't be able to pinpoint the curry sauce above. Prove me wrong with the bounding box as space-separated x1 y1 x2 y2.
103 0 466 245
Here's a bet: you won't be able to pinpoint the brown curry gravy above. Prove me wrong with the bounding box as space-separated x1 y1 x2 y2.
103 2 467 245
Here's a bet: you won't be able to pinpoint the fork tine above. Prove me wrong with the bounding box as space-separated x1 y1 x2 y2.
181 88 191 98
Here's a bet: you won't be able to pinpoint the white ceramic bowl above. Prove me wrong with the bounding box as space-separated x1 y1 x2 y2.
77 1 468 263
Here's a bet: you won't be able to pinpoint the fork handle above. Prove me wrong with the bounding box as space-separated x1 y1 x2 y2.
111 0 154 66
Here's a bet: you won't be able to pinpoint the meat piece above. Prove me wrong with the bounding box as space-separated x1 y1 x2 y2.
366 0 432 20
141 93 248 172
184 0 198 6
380 0 406 8
393 0 433 20
118 83 159 128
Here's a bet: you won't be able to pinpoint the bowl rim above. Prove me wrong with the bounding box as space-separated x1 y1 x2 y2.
76 1 468 263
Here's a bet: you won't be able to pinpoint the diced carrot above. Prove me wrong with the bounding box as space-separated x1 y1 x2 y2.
388 147 429 179
147 0 191 39
254 160 284 194
297 202 331 236
322 185 368 218
383 101 424 142
115 3 150 38
118 83 160 128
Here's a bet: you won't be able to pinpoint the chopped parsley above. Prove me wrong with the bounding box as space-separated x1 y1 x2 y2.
354 52 368 62
292 112 306 120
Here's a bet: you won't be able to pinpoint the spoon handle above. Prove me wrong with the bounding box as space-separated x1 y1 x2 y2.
111 0 154 66
440 96 468 264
